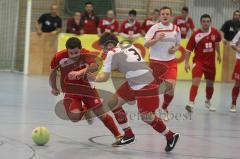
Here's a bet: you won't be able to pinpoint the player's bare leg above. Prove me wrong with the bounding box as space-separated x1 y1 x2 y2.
186 77 201 112
230 80 240 112
140 111 179 152
205 80 216 111
162 79 176 121
109 95 135 146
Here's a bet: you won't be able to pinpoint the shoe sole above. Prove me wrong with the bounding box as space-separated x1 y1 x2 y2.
112 140 136 147
230 110 237 113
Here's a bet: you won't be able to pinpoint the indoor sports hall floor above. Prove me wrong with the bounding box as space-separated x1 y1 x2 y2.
0 72 239 159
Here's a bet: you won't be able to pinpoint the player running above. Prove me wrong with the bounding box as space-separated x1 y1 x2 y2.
88 32 180 151
185 14 222 112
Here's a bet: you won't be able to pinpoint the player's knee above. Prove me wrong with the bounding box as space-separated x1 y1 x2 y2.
67 110 84 122
108 96 119 110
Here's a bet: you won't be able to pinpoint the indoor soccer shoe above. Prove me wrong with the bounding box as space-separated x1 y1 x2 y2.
230 105 237 113
165 133 179 152
205 101 216 111
112 135 135 147
185 104 193 113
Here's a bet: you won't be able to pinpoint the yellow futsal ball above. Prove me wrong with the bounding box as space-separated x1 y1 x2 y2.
32 127 50 146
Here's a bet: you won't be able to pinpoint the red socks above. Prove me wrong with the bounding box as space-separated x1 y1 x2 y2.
112 107 134 137
189 85 198 102
149 116 174 140
232 86 240 105
102 114 121 137
206 86 214 100
162 94 174 110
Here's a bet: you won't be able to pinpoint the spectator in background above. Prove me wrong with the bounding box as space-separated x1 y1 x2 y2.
221 10 240 44
97 10 119 36
173 7 195 39
141 9 160 36
81 1 99 34
119 10 141 41
35 4 62 36
66 11 84 35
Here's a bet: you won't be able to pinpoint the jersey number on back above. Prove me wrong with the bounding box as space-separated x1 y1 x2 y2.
125 48 142 62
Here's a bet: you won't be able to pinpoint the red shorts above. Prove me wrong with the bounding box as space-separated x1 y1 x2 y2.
232 59 240 81
116 82 159 113
149 59 177 84
63 89 102 113
192 62 215 80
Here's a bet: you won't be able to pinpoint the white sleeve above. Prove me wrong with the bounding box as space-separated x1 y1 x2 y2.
176 27 181 45
231 31 240 46
144 25 156 43
103 52 113 73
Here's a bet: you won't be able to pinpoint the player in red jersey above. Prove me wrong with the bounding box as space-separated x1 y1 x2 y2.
173 7 196 39
144 6 181 121
97 10 119 36
185 14 222 112
141 9 160 35
119 10 141 41
230 30 240 112
49 37 127 145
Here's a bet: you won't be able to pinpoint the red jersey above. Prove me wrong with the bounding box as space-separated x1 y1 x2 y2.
173 16 195 38
81 12 99 34
186 27 221 67
120 20 141 35
50 49 95 93
98 17 119 33
141 18 159 33
66 17 83 35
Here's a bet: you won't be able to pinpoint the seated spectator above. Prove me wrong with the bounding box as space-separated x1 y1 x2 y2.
173 7 195 39
81 1 99 34
35 4 62 36
221 10 240 44
141 9 160 35
97 10 119 36
66 11 84 35
119 10 141 40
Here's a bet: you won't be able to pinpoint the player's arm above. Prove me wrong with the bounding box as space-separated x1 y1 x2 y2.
185 33 195 72
230 31 240 52
215 42 221 64
93 72 110 82
184 50 191 73
144 26 164 48
49 68 60 96
169 28 181 54
35 21 42 36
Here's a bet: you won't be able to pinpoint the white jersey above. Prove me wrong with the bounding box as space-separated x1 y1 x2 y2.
231 30 240 59
144 22 181 61
103 45 154 90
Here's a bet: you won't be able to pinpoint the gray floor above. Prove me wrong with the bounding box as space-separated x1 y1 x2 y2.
0 72 240 159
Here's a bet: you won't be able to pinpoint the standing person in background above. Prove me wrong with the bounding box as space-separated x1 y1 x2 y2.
229 31 240 112
81 2 99 34
66 11 84 35
144 6 181 121
173 6 196 39
35 4 62 36
220 10 240 44
97 10 119 36
119 10 141 41
141 9 160 36
185 14 222 113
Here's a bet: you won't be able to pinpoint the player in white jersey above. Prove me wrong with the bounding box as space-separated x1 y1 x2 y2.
88 32 180 151
230 30 240 112
144 6 181 120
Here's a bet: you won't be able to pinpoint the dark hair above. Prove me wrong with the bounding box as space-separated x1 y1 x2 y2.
66 37 82 49
154 9 160 13
99 32 119 46
182 6 189 13
233 10 240 15
200 14 211 21
160 6 172 15
85 1 93 6
129 10 137 16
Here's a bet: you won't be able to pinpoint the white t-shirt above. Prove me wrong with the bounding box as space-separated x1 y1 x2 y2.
231 30 240 59
103 45 154 90
144 22 181 61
